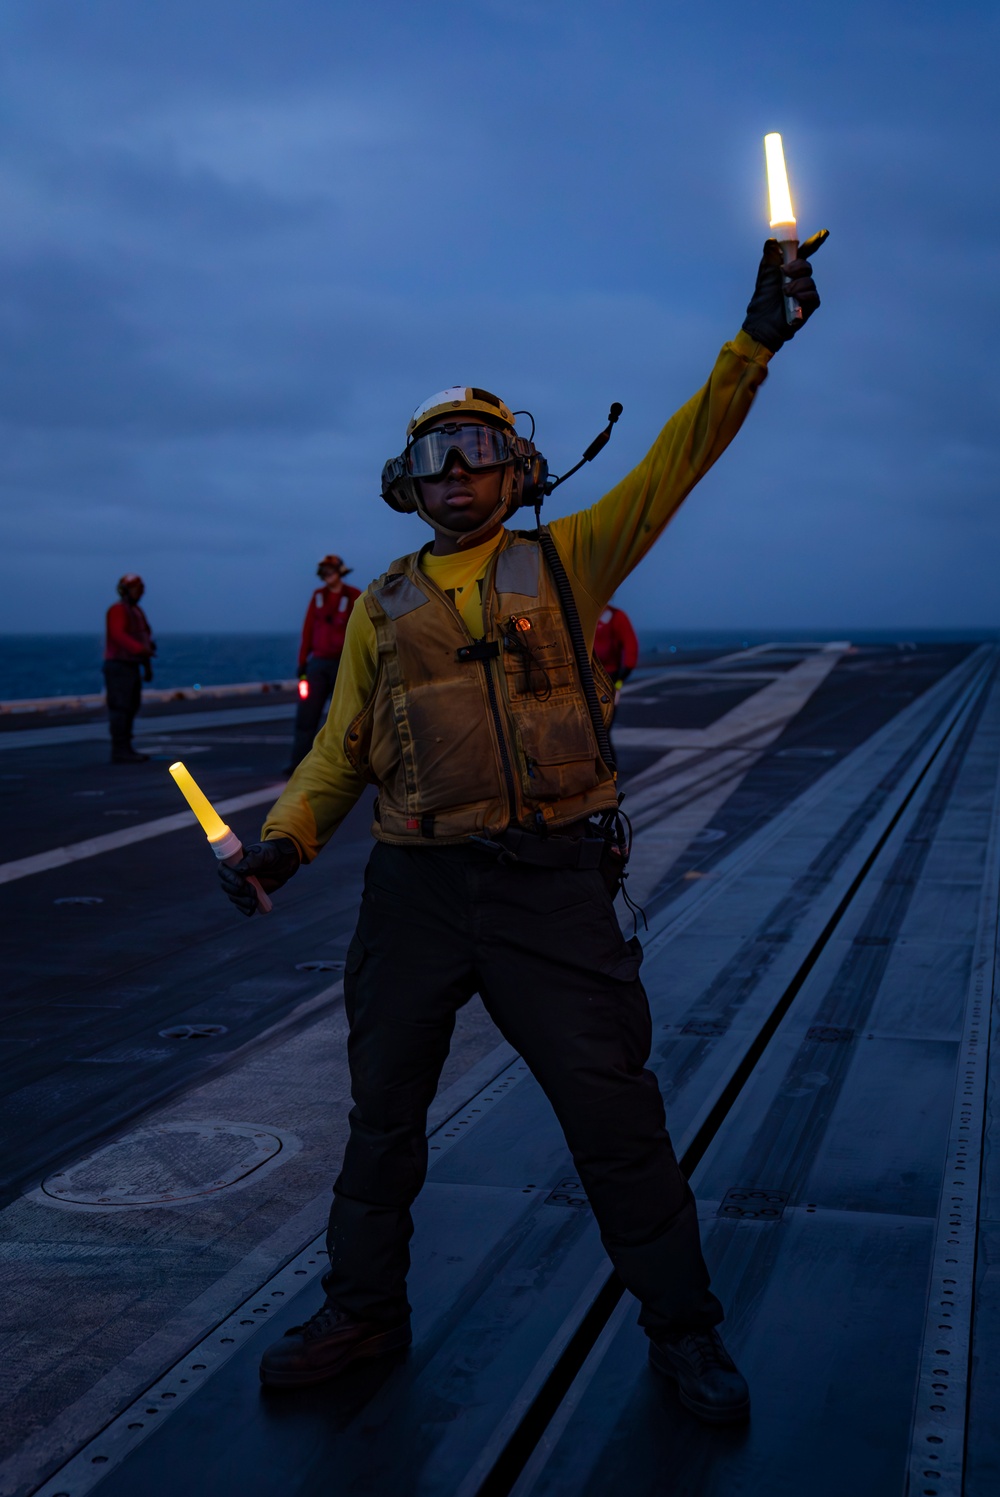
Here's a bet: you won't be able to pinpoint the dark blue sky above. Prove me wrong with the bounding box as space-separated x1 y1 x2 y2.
1 0 996 632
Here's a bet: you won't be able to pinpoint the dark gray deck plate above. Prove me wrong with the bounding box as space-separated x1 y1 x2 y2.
516 655 1000 1497
428 1077 571 1189
694 1028 960 1220
799 1034 960 1217
90 1183 607 1497
617 681 760 729
516 1209 933 1497
863 937 973 1037
21 647 999 1497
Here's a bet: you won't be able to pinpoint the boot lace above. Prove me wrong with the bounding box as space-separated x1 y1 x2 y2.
669 1329 734 1374
299 1303 350 1342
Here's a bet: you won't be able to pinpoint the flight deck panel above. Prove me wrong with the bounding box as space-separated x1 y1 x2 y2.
1 641 995 1497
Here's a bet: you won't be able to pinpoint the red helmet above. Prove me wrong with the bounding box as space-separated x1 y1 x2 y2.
317 554 352 578
117 573 144 597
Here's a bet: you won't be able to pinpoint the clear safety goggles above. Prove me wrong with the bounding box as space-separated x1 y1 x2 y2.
406 423 513 479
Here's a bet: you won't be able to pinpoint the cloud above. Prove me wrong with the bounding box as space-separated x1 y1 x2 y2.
0 0 996 633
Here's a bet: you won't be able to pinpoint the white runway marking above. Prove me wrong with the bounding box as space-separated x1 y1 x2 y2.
0 784 286 887
620 643 850 906
0 643 841 895
0 703 295 751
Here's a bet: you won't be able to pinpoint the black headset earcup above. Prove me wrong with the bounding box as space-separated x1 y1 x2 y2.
380 479 419 514
380 455 420 513
517 453 548 512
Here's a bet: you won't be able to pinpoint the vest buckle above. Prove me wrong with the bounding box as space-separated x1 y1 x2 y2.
457 639 500 662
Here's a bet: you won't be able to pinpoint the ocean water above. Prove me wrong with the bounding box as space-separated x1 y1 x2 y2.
0 628 995 703
0 634 299 701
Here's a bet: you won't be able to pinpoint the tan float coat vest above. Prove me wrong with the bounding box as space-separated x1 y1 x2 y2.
344 531 618 845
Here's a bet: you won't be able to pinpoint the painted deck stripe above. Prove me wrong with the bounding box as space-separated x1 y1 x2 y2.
0 784 286 886
0 703 295 751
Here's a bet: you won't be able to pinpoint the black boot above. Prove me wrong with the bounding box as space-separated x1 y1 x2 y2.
110 745 149 764
648 1327 750 1424
259 1300 411 1388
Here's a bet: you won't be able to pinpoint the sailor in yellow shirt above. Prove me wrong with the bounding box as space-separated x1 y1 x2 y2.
221 238 825 1416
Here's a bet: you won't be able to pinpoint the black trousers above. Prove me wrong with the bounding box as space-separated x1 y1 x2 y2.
326 842 723 1337
102 661 142 750
290 656 340 768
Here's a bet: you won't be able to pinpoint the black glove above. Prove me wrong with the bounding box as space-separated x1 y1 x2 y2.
742 231 826 352
218 836 301 917
142 659 153 683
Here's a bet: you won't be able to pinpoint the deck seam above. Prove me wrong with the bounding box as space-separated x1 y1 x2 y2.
904 666 1000 1496
501 649 998 1496
10 1042 522 1497
14 650 993 1497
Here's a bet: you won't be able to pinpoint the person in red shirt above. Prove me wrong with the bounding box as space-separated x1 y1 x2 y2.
287 554 361 772
103 573 155 763
594 601 640 695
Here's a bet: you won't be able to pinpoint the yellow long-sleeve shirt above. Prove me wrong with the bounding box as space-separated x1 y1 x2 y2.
264 330 772 859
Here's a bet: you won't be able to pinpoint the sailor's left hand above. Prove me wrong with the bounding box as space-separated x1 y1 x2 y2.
742 232 826 352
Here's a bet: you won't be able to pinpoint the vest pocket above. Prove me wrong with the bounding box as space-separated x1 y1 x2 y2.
499 605 607 798
513 695 602 798
500 607 575 702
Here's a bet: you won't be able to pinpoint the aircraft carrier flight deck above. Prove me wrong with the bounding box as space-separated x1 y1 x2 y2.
1 638 997 1497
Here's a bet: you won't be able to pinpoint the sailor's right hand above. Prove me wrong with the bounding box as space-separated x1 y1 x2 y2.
218 837 301 917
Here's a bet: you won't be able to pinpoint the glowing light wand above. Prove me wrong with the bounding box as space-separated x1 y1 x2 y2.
764 132 803 326
169 761 273 913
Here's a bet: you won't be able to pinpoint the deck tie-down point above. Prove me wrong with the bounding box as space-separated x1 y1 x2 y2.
545 1177 590 1208
717 1187 790 1221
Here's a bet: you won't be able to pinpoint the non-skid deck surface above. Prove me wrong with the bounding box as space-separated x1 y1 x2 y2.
3 643 996 1497
517 651 1000 1497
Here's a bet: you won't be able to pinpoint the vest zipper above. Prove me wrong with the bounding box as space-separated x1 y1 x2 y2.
481 653 517 819
480 544 519 822
417 540 520 824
